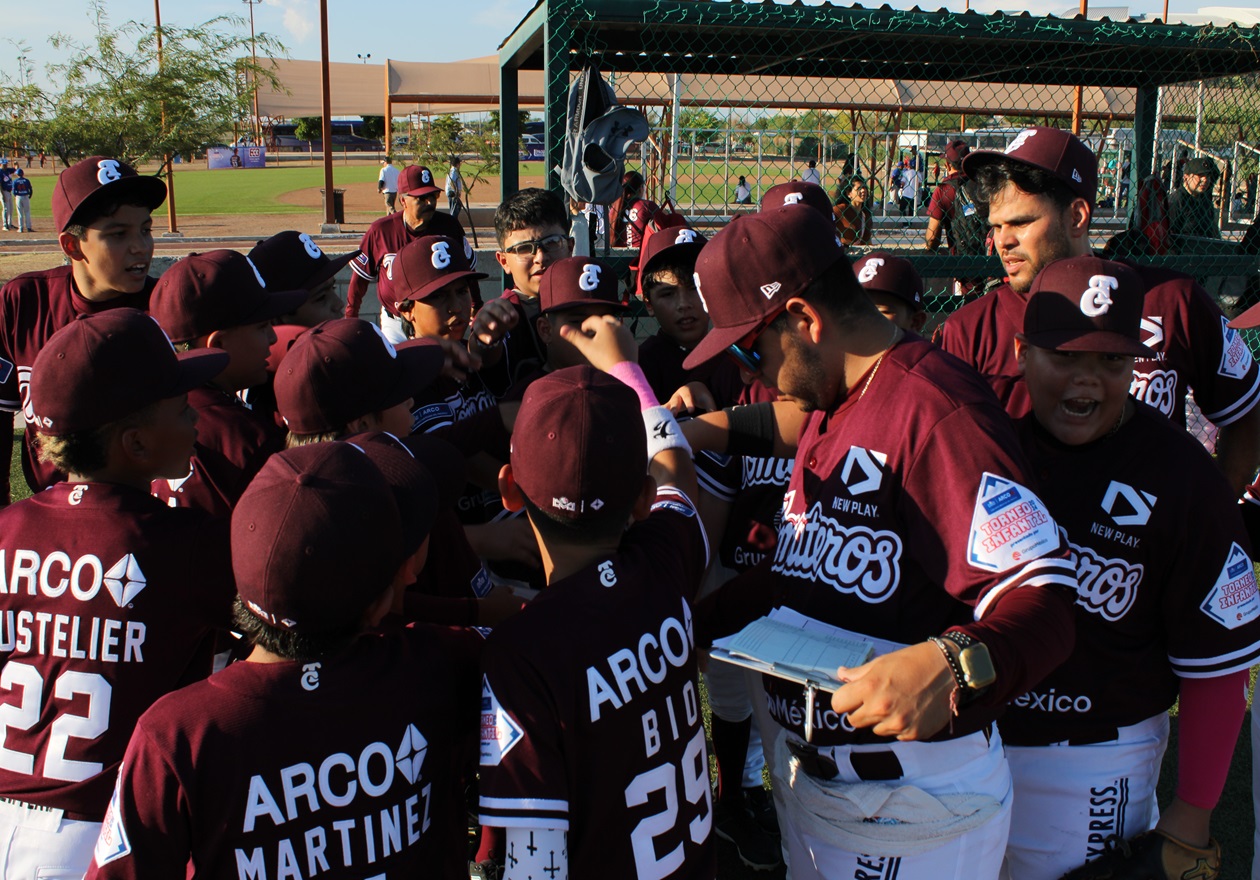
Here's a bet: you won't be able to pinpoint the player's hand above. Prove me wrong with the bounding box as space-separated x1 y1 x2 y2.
666 381 716 415
422 336 476 379
468 299 519 350
477 584 526 627
829 642 955 741
558 314 638 372
1057 829 1220 879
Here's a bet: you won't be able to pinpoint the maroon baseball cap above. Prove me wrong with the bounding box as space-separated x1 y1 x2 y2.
1022 256 1150 357
511 366 646 521
684 206 847 369
30 308 228 435
232 442 404 634
392 234 487 304
52 156 167 232
853 252 924 310
399 165 442 197
275 318 445 434
248 231 356 293
637 225 708 294
345 432 442 555
963 126 1097 207
944 139 970 165
149 250 309 344
538 257 627 315
760 181 834 219
346 431 467 513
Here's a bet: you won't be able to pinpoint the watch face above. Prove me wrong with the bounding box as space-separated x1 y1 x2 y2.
959 644 997 690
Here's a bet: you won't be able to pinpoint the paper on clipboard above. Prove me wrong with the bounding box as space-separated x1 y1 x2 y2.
709 607 880 688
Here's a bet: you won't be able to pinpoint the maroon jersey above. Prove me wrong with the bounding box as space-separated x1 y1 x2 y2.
151 386 284 518
625 198 660 249
349 211 470 319
939 268 1260 426
0 481 231 819
479 488 715 880
479 290 547 400
759 335 1076 746
1004 404 1260 745
638 331 744 409
88 625 482 879
0 266 154 493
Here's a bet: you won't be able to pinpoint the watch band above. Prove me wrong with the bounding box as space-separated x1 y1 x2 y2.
928 635 968 716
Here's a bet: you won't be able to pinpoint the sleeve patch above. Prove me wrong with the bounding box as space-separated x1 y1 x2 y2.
1219 317 1253 380
968 473 1060 573
480 676 525 767
412 402 455 433
471 566 494 598
650 499 696 518
94 772 133 866
1201 542 1260 630
0 356 12 385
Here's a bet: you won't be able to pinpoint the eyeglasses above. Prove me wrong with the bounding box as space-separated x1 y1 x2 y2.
725 305 788 373
501 234 571 258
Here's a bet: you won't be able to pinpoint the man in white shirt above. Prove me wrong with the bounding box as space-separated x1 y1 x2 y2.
378 156 400 214
447 156 465 215
800 159 821 186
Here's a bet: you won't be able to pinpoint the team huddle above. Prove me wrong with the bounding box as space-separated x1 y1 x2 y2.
0 126 1257 880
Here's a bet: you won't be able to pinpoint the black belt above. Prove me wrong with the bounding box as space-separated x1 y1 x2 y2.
787 739 904 782
1067 727 1120 746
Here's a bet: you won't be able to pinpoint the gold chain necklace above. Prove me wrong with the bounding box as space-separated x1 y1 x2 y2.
859 324 901 400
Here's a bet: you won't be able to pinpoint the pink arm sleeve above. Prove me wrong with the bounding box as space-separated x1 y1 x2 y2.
1176 668 1249 809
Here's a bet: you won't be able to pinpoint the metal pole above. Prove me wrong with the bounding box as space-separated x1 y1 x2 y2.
689 133 696 214
318 0 336 230
244 0 261 145
757 131 763 201
1194 80 1205 150
154 0 179 235
724 126 730 208
669 74 681 204
1152 87 1165 176
1071 0 1088 134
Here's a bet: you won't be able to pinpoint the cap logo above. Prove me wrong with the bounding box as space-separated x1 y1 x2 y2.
674 229 697 245
1080 274 1119 317
298 233 323 260
579 264 602 292
96 159 123 185
782 193 804 206
760 282 781 299
369 322 399 358
1072 169 1083 183
421 169 432 184
431 241 452 269
693 272 709 314
1006 130 1036 154
463 238 473 260
245 256 267 288
857 258 884 284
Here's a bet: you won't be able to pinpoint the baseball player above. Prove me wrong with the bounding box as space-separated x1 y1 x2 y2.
853 251 928 334
12 169 32 233
86 441 483 879
345 164 474 343
0 309 234 878
1000 255 1259 880
679 206 1078 880
488 188 575 394
147 249 308 517
759 180 834 218
938 127 1260 493
617 170 660 248
479 330 714 879
0 158 15 230
0 155 166 504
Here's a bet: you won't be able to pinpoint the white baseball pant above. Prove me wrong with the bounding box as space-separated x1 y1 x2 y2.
0 797 101 879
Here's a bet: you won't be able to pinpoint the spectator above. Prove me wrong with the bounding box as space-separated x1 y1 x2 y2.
735 175 752 204
831 175 873 246
800 158 821 186
446 155 464 216
898 158 921 222
1169 156 1222 239
378 155 400 214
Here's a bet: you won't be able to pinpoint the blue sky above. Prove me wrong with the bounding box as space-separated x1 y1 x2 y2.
9 0 1220 92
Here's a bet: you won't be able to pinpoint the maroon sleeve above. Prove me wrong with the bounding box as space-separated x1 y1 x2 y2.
429 405 511 461
926 179 954 222
1175 278 1260 426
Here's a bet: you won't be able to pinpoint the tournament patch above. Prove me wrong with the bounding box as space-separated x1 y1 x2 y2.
968 473 1059 572
412 402 454 433
651 499 696 518
1200 542 1260 630
470 566 494 598
1219 317 1253 380
95 773 132 865
480 675 524 767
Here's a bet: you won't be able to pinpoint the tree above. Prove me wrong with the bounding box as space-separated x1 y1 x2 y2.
488 109 532 154
360 115 386 140
679 107 722 145
0 1 285 167
294 117 322 142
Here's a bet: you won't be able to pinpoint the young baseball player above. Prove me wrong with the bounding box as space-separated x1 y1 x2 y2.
616 169 660 248
938 126 1260 494
0 308 233 878
87 441 483 880
678 206 1079 880
853 251 929 334
0 155 166 504
1000 255 1259 880
12 169 32 233
147 249 309 517
488 188 575 393
479 326 715 879
345 164 473 343
759 179 835 218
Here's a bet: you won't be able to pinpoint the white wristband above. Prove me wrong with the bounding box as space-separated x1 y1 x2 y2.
643 405 692 461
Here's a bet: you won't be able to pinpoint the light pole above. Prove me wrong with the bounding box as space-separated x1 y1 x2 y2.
243 0 262 145
357 53 371 63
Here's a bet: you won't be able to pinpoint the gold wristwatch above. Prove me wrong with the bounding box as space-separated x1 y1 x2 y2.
928 631 996 705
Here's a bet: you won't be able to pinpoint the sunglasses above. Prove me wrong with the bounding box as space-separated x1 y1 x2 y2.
725 305 789 373
502 234 571 258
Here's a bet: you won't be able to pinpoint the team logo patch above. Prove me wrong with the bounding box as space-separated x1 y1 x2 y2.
968 473 1059 572
103 554 147 606
395 723 428 784
773 495 902 602
298 233 322 259
674 228 697 244
1005 129 1036 153
300 662 321 691
1079 275 1118 317
1129 368 1177 417
1219 317 1253 380
480 677 524 767
431 240 452 269
857 258 884 284
413 402 454 432
781 192 804 206
95 774 132 865
1201 542 1260 630
1101 481 1156 527
470 566 494 598
840 446 886 495
96 159 123 185
1068 538 1143 621
0 356 12 385
579 264 602 291
759 282 781 299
